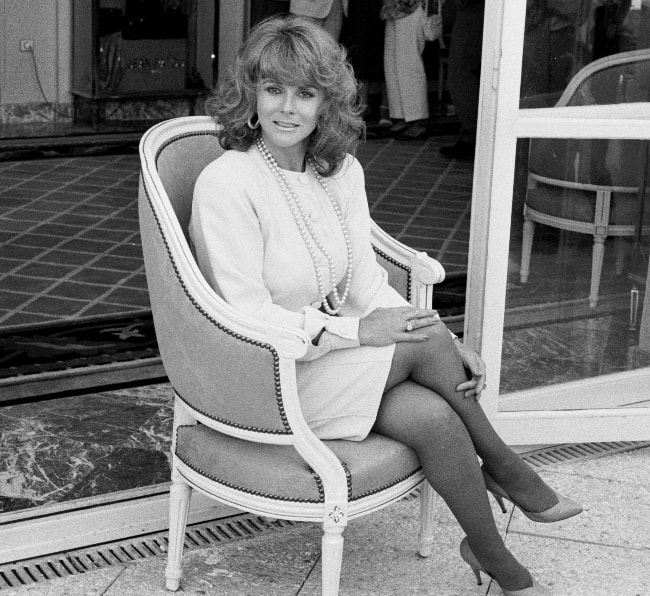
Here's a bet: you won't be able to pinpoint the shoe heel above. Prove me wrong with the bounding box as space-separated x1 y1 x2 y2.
482 468 509 513
470 565 483 586
459 537 484 586
493 493 507 514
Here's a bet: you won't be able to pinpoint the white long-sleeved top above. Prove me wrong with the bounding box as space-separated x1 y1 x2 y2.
189 146 408 440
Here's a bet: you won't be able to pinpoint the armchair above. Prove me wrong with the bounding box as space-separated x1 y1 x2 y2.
138 116 446 595
520 49 650 307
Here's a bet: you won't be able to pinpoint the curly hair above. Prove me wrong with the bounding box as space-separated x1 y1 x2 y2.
205 15 365 176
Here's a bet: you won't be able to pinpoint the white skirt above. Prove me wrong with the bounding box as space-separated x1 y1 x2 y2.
295 342 396 441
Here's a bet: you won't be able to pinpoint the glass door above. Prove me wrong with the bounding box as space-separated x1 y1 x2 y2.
466 0 650 444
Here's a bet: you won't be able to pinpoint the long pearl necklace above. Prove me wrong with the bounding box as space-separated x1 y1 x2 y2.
256 137 353 315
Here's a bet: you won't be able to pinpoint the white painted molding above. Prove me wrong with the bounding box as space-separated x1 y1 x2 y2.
0 487 234 565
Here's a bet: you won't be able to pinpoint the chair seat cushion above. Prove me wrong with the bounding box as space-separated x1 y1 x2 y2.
175 424 421 503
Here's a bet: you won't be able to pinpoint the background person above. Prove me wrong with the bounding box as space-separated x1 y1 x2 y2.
381 0 431 139
439 0 484 159
290 0 348 39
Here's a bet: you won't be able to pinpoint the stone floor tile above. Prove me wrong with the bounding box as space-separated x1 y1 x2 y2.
506 464 650 550
104 525 322 596
0 567 124 595
499 532 650 596
552 446 650 487
298 498 485 596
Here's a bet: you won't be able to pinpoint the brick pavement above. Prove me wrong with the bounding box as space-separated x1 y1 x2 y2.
0 134 471 329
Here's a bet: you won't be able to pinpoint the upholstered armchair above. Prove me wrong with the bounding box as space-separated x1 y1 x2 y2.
520 49 650 308
138 116 447 595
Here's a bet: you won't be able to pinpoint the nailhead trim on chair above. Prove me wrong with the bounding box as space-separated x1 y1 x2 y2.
341 462 353 500
372 246 412 302
351 467 423 502
341 460 423 501
175 425 325 503
142 133 292 434
175 425 421 504
171 388 289 434
155 130 220 166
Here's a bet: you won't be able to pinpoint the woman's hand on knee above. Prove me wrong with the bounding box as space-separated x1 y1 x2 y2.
358 307 440 347
454 341 487 400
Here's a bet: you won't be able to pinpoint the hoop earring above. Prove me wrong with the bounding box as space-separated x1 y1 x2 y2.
247 114 260 130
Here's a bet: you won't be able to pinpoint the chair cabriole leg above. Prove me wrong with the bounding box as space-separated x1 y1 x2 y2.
165 470 192 591
321 525 345 596
417 482 437 557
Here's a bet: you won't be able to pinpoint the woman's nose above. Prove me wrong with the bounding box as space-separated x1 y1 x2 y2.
281 93 295 113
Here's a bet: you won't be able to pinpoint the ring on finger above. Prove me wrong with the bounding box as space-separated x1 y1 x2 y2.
405 320 414 332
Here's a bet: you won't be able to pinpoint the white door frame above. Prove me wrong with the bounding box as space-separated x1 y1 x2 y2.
466 0 650 444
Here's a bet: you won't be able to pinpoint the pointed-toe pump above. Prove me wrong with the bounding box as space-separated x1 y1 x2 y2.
482 467 583 523
459 537 552 595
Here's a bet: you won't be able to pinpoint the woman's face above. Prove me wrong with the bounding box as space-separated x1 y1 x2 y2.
255 79 324 171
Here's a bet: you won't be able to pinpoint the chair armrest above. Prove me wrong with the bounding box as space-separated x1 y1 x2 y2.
371 220 446 308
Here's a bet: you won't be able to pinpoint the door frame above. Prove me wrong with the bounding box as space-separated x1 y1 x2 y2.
465 0 650 444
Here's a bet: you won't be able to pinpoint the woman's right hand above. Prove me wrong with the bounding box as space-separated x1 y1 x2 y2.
358 307 441 347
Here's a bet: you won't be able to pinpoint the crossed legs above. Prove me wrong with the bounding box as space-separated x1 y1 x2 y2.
372 321 556 590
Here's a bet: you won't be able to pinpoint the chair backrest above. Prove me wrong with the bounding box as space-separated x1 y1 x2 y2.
155 129 223 241
529 49 650 189
139 117 294 437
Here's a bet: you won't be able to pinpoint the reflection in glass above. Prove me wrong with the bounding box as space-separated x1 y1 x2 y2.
521 0 650 108
502 134 650 406
97 0 199 94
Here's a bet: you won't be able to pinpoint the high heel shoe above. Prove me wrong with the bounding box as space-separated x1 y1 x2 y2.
482 467 583 523
459 537 552 595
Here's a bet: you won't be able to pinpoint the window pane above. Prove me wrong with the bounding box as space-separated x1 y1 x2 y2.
520 0 650 108
501 136 650 410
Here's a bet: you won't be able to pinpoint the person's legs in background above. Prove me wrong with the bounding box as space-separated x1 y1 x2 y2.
340 0 391 129
383 17 404 131
441 0 484 159
384 8 430 139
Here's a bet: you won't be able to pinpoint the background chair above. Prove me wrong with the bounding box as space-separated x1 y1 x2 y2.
138 116 447 595
520 49 650 308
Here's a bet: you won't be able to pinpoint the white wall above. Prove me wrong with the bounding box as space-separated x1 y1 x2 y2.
0 0 71 106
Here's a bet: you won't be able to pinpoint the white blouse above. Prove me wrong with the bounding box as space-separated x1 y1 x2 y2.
189 146 408 440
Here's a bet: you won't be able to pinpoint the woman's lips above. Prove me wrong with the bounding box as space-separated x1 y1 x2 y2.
274 120 299 129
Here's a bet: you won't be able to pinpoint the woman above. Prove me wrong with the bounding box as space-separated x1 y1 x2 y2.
189 16 581 595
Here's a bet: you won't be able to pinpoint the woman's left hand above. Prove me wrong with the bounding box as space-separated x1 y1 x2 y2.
454 341 487 401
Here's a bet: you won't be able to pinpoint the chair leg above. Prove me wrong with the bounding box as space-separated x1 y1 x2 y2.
417 482 437 557
321 525 345 596
165 473 192 591
590 235 606 308
520 217 535 283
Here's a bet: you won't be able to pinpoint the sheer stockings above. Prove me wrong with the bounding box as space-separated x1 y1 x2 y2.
373 321 556 589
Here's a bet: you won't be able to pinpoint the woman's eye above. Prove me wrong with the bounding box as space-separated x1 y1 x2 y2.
263 85 281 95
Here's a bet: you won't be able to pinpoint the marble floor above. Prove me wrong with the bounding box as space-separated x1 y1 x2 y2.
0 383 173 515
